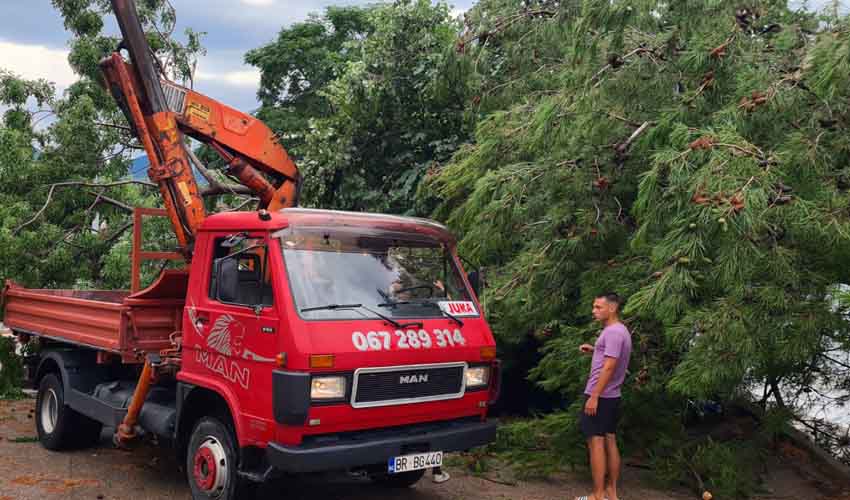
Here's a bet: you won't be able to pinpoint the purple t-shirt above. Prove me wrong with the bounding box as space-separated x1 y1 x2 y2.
584 322 632 398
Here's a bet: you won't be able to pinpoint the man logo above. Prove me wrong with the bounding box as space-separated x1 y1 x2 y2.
399 374 429 384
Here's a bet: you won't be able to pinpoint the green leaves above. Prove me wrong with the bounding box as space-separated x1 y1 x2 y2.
251 0 468 215
412 0 850 485
0 1 198 295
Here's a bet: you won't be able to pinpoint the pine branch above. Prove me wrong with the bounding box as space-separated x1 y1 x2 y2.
591 46 659 89
607 112 645 129
101 221 134 245
84 191 134 213
223 197 259 212
458 8 557 49
13 181 155 234
821 353 850 370
614 121 653 155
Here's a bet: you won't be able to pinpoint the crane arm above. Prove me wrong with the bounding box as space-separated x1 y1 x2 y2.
102 0 205 255
160 80 301 211
100 0 301 258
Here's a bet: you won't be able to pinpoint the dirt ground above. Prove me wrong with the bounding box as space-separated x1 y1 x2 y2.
0 397 846 500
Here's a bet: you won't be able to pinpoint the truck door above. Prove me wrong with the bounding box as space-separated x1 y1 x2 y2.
189 233 280 415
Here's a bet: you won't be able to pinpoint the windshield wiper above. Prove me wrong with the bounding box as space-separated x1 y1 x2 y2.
430 304 464 327
359 305 423 330
378 300 464 327
377 300 413 308
301 303 363 312
301 303 422 329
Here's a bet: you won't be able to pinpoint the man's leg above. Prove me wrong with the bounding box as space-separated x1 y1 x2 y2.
589 436 607 500
604 434 621 500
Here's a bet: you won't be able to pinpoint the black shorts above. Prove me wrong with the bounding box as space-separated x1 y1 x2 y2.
579 396 621 438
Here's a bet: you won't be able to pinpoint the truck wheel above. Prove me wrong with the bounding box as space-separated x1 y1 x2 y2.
36 373 103 450
186 416 247 500
371 468 426 488
35 374 75 450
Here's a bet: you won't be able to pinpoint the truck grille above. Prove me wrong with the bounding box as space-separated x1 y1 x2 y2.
161 80 187 114
351 363 466 408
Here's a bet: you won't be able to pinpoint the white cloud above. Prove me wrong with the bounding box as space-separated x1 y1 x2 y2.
195 68 261 88
240 0 275 5
0 40 76 88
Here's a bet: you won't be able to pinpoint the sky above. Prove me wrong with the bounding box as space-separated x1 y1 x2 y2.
0 0 472 113
0 0 845 114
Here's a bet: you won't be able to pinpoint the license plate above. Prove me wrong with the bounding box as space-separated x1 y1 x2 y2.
387 451 443 474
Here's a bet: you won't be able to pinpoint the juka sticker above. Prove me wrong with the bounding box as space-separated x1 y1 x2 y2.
438 301 478 317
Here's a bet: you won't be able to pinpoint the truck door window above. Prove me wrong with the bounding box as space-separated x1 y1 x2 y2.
209 236 274 307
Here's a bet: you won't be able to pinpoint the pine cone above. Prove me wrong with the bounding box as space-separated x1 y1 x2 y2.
689 136 715 150
730 193 745 212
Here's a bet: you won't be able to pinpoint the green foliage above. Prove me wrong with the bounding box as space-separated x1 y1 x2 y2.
52 0 206 85
251 0 471 214
245 6 374 155
486 410 587 478
409 0 850 494
0 337 24 399
653 438 765 499
0 1 204 298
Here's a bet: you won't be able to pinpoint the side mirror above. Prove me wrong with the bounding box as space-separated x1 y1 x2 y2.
467 270 481 298
216 257 239 303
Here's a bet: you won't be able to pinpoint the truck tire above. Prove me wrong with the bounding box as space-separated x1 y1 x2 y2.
370 468 426 488
35 374 74 450
35 373 103 450
186 416 251 500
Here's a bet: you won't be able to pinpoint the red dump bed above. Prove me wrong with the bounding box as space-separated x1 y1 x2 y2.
1 271 188 362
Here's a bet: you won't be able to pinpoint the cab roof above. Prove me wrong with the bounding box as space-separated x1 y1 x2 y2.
199 208 456 244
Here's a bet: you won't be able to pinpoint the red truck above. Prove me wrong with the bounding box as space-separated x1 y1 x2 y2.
0 1 499 498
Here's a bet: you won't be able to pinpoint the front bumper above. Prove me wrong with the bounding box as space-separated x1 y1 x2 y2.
266 418 498 473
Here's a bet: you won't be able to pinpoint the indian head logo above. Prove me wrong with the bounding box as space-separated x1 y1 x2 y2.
207 314 246 357
189 311 276 389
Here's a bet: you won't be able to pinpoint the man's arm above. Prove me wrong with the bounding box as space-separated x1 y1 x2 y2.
584 357 618 416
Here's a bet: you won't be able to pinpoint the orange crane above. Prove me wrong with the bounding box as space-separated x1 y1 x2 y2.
99 0 301 258
98 0 302 444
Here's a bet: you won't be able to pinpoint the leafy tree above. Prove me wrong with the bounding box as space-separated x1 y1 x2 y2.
245 6 375 155
251 0 471 214
419 0 850 493
0 1 211 294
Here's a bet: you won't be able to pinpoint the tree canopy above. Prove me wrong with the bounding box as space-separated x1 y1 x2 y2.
249 0 472 213
250 0 850 493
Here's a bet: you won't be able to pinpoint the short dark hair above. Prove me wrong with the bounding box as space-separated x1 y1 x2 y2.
596 292 623 310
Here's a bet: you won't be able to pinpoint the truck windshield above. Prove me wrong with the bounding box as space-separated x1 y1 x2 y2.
277 228 474 321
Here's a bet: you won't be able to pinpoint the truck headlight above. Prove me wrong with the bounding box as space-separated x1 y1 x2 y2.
311 376 346 400
465 366 490 389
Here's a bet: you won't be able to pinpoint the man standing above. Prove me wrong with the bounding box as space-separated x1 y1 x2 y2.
575 293 632 500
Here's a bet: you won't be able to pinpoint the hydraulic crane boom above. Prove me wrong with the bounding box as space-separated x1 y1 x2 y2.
99 0 300 258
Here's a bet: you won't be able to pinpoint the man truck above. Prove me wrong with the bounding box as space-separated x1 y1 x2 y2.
0 1 499 498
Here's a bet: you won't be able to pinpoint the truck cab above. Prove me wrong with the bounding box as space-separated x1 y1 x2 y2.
3 207 497 497
179 207 499 489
